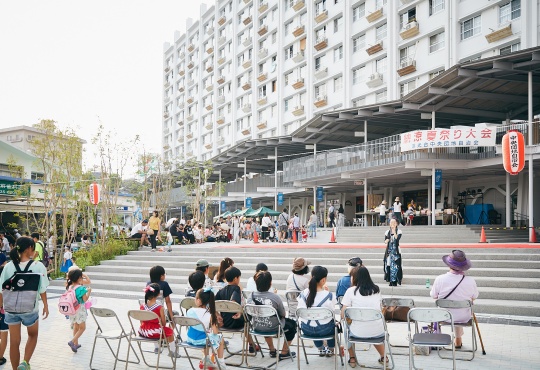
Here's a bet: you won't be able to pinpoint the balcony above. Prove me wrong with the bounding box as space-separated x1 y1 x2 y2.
242 103 252 113
217 136 225 145
242 37 252 47
187 114 194 122
292 51 304 63
187 61 194 69
186 132 193 139
206 103 213 111
178 101 184 108
188 79 195 86
314 37 328 51
179 69 185 76
243 15 252 25
217 116 225 125
400 21 419 40
187 96 194 104
177 136 184 142
164 66 171 72
178 120 184 126
179 86 185 92
397 58 416 76
485 24 513 43
218 36 226 45
292 78 304 89
292 105 304 116
179 51 185 59
242 80 251 90
205 122 213 129
293 25 305 37
242 128 251 135
314 95 327 108
218 56 225 65
258 1 268 13
205 142 213 149
217 75 225 84
258 25 268 36
188 44 195 52
206 64 213 72
258 48 268 59
218 16 226 26
257 121 267 130
292 0 304 11
314 67 328 79
163 111 170 119
206 46 214 54
315 10 327 24
366 72 384 88
206 26 214 36
163 144 170 150
257 96 267 105
366 41 383 55
366 8 383 23
257 72 268 81
164 81 170 88
242 59 252 69
217 95 225 104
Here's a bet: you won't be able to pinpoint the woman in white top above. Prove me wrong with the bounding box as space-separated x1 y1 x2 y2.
341 266 387 367
286 257 311 291
307 211 318 238
232 215 241 244
261 212 272 242
297 266 337 356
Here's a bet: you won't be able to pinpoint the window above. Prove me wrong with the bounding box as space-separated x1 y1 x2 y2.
353 34 365 53
499 0 521 24
315 0 326 14
284 97 291 111
429 32 445 53
259 85 267 97
334 45 343 61
284 0 293 10
429 69 444 80
334 76 343 92
376 90 387 103
400 80 416 97
400 8 416 29
429 0 444 15
375 0 386 9
376 57 387 74
285 45 294 60
315 26 326 41
461 15 481 40
315 56 322 70
500 42 521 55
284 20 292 34
272 79 277 92
272 32 277 44
352 66 365 85
353 3 365 22
315 83 326 97
333 16 343 33
352 97 365 107
376 23 387 41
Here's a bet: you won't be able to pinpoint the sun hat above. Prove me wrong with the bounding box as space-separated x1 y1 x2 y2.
196 259 211 268
381 200 387 205
348 257 363 267
442 250 472 271
292 257 311 272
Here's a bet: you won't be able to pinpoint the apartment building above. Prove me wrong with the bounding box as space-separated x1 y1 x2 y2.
162 0 537 164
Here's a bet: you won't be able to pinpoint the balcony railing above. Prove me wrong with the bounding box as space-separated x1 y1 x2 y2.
225 173 285 193
283 122 539 183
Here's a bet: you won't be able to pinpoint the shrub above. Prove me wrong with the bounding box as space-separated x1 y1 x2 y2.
73 239 137 271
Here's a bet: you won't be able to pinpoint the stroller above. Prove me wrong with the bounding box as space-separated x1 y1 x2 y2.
267 225 278 242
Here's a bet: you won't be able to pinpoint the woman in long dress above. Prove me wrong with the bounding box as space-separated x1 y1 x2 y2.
232 215 241 244
383 219 403 286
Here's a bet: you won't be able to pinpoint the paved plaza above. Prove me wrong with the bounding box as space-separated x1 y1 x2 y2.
1 295 537 370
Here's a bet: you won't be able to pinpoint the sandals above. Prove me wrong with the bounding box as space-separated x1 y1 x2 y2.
348 357 357 368
326 347 335 357
378 356 389 365
269 349 277 358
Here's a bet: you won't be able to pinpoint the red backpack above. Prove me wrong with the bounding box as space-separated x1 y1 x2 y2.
58 285 80 316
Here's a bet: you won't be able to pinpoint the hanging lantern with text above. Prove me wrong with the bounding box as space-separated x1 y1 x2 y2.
502 130 525 175
89 182 101 205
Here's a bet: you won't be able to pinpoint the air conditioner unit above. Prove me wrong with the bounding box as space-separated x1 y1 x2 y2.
400 59 416 68
369 73 382 81
403 21 418 31
217 136 225 145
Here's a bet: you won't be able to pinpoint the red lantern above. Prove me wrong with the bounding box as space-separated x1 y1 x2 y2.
502 130 525 175
89 182 101 205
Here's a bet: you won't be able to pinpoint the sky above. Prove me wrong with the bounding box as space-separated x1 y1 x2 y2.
0 0 207 175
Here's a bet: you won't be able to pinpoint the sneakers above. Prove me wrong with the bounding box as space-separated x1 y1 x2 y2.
68 341 78 353
0 358 6 366
318 348 326 357
248 344 260 353
326 347 335 357
278 351 296 361
17 360 30 370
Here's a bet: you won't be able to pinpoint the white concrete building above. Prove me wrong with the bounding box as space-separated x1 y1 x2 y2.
162 0 537 163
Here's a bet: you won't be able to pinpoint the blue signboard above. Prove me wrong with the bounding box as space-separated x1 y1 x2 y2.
220 201 226 211
200 203 205 213
246 197 252 208
277 192 284 206
435 169 442 190
316 187 324 202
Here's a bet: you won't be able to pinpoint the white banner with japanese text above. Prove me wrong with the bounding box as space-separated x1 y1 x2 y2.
400 127 496 152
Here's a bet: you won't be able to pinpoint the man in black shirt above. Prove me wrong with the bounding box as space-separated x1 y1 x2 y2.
215 267 243 329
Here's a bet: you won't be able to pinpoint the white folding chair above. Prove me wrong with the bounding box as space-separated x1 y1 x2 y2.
244 304 294 370
407 308 456 370
180 297 197 316
241 290 253 301
171 316 224 370
285 290 301 319
343 307 395 370
89 307 140 370
296 307 344 370
436 299 477 361
125 310 173 370
381 298 416 349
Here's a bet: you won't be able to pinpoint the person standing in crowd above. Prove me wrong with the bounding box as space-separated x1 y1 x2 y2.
307 211 317 238
148 211 161 252
0 233 9 255
430 250 479 349
31 233 44 262
384 219 403 286
457 199 466 225
261 212 272 242
393 197 403 224
292 213 300 241
338 204 345 227
13 230 21 240
0 253 8 365
278 209 290 243
232 215 241 244
328 204 336 227
379 200 387 226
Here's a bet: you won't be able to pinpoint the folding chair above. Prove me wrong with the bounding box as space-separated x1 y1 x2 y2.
407 308 456 370
381 298 416 349
343 307 395 370
285 290 301 319
241 290 252 301
125 310 173 370
244 304 294 370
171 316 223 370
180 297 197 315
296 307 344 370
436 299 477 361
89 307 140 370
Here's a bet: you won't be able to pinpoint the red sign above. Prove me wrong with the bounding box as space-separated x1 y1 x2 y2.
89 182 100 205
502 130 525 175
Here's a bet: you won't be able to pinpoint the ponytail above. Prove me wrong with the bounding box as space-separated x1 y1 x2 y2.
66 269 83 290
144 283 161 304
10 236 35 264
305 266 328 308
197 288 218 327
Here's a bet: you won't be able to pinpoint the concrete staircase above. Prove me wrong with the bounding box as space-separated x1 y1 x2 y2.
336 225 480 243
49 246 540 318
467 226 535 243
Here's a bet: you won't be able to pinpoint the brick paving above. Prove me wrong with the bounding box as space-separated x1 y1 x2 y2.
2 296 539 370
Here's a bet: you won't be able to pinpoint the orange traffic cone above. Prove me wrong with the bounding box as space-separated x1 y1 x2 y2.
531 227 538 243
292 229 298 243
329 227 337 243
253 230 259 244
479 226 487 243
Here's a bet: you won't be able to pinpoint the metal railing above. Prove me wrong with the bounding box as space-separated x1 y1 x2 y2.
225 172 285 193
283 121 539 182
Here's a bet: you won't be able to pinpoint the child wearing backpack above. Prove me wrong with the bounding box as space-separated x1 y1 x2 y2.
65 268 92 352
0 236 49 370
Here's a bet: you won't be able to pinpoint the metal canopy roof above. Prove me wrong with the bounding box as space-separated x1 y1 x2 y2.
210 47 540 183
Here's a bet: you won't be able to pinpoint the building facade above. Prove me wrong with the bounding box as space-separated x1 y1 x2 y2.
162 0 537 163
